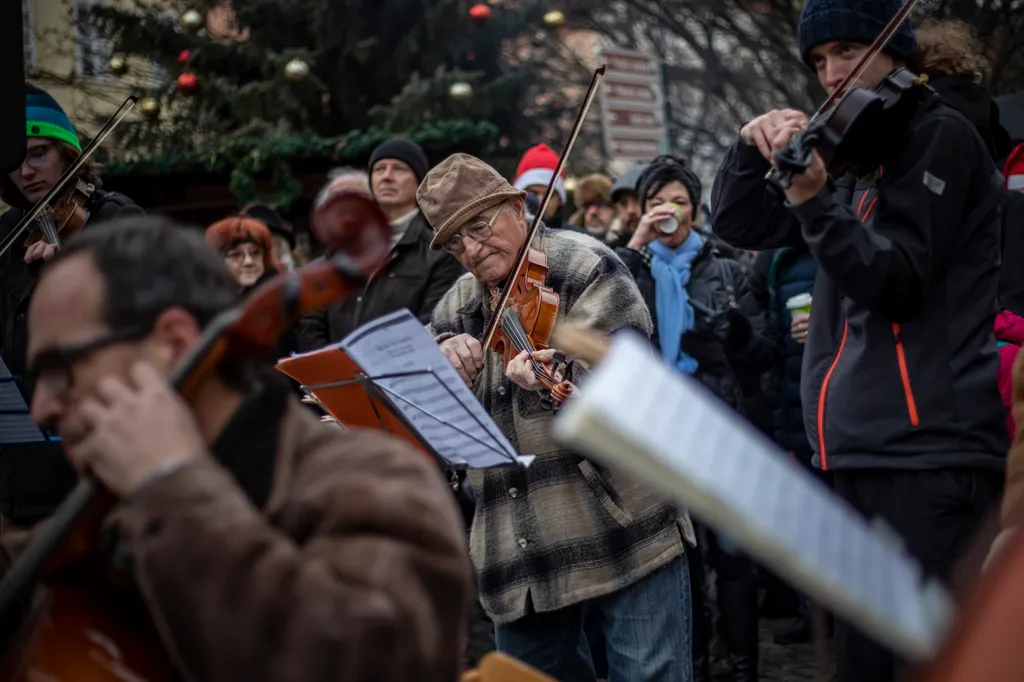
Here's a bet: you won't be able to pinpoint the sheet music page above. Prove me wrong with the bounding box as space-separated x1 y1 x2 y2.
0 354 51 445
340 309 527 469
553 332 954 661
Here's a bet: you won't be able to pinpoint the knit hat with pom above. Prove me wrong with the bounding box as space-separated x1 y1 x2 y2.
513 144 566 203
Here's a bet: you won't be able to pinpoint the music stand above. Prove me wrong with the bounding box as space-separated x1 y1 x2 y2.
276 310 528 470
0 354 56 446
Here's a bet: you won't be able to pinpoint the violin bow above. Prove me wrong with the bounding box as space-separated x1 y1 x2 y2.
0 94 139 261
481 65 606 351
764 0 923 180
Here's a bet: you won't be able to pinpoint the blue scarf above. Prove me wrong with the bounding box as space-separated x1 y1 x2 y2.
649 230 704 375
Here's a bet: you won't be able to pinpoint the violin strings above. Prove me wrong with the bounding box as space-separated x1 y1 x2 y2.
37 214 59 247
500 310 557 387
500 312 548 381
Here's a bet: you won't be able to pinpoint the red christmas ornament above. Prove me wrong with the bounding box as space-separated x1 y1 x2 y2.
469 3 491 24
177 49 191 64
176 72 200 94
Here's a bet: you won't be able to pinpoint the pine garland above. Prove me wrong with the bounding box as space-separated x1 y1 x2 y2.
97 119 500 208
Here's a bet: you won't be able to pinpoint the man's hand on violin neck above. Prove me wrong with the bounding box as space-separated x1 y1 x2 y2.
440 333 484 386
66 361 205 497
740 109 809 162
506 349 561 392
24 241 57 264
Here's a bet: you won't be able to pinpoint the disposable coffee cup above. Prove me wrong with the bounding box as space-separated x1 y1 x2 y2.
657 203 685 234
786 293 812 317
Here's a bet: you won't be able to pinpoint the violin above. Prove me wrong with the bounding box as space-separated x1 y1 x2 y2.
0 95 138 261
0 188 391 681
487 248 573 410
763 0 925 193
479 66 607 410
22 180 95 250
771 67 930 191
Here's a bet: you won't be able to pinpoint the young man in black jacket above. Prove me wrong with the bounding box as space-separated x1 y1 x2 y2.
711 1 1005 680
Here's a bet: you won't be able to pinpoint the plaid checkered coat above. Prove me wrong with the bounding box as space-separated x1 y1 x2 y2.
429 227 695 624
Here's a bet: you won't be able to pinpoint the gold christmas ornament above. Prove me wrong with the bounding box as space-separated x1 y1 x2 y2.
284 58 310 81
180 9 203 31
139 96 161 120
108 55 128 76
449 81 473 100
542 10 565 27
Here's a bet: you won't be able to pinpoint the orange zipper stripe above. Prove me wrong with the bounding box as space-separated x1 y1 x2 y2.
816 181 880 469
892 324 920 426
817 320 848 470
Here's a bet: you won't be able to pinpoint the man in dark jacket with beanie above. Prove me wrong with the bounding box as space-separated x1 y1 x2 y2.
712 2 1005 680
297 138 463 350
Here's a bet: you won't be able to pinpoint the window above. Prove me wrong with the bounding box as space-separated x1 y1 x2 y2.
22 0 35 73
75 0 113 80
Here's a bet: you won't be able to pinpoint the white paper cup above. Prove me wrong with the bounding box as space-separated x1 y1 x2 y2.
786 293 812 317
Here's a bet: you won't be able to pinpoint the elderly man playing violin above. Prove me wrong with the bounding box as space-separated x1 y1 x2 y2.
421 153 696 682
711 1 1005 681
0 216 472 682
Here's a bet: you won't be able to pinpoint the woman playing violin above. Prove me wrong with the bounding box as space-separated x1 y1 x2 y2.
422 152 697 682
0 84 143 529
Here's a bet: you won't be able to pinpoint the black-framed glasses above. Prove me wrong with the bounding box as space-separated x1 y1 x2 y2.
441 202 505 255
26 324 153 395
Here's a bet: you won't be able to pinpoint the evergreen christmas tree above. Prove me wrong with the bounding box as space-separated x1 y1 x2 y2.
82 0 577 207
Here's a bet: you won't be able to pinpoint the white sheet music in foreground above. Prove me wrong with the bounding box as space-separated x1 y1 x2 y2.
340 309 530 469
552 332 954 661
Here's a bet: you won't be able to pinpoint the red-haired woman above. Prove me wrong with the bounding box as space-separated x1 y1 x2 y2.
206 216 296 357
206 216 279 294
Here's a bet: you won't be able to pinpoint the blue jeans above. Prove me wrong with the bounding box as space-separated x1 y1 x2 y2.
494 554 693 682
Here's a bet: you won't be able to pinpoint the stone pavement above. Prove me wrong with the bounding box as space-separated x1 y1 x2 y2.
750 620 834 682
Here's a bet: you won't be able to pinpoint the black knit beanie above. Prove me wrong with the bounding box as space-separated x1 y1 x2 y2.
636 155 702 219
797 0 916 69
368 138 429 182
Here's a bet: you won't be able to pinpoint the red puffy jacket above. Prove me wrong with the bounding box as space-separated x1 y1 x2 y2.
996 310 1024 439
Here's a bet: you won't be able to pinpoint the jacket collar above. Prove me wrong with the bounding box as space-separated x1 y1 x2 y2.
395 211 431 249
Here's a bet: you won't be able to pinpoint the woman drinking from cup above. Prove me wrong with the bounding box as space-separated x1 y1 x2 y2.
614 154 773 682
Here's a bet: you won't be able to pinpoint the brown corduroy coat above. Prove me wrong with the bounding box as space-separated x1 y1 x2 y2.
0 398 473 682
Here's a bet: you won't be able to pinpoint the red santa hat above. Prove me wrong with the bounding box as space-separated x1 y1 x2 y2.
1006 143 1024 191
513 143 566 203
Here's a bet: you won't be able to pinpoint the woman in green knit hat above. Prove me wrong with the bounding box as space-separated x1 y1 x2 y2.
0 84 143 528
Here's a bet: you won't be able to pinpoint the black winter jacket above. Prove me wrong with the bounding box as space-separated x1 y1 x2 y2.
748 247 818 457
615 241 775 410
0 189 143 525
297 212 464 351
711 90 1006 472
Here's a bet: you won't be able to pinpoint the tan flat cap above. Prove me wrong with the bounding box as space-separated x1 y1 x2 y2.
417 153 526 251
